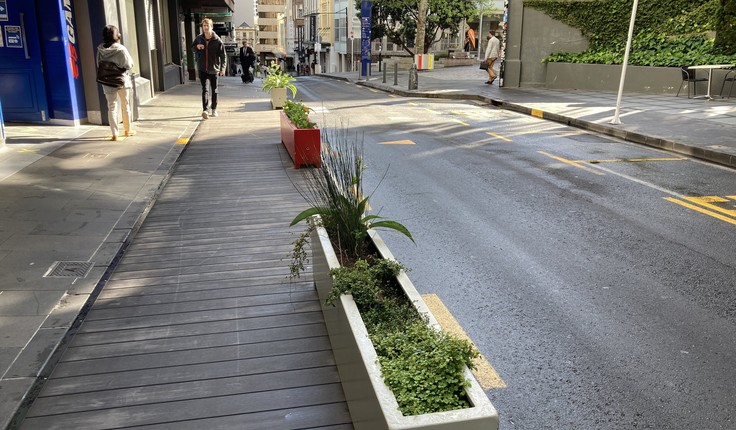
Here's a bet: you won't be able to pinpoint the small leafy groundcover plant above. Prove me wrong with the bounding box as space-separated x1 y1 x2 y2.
289 127 478 416
283 100 316 129
328 259 479 415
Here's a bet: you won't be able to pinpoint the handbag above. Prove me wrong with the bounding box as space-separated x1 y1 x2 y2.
479 61 488 70
96 61 127 88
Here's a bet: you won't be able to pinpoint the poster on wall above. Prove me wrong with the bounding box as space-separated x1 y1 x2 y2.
0 1 8 22
5 25 21 48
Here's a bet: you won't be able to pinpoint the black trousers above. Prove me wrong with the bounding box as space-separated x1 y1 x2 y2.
198 70 219 110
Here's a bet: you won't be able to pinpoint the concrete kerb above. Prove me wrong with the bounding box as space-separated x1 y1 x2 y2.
5 117 203 430
322 74 736 170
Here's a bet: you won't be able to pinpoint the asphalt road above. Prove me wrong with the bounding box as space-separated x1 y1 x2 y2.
296 77 736 429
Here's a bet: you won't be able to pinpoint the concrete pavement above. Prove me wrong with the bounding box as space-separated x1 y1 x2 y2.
1 65 735 428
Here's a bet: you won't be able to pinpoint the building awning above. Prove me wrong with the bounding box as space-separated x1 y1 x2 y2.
182 0 234 13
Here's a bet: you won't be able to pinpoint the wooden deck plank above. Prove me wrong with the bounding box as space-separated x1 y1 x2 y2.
64 323 328 361
41 350 337 396
22 383 348 429
53 332 333 378
31 366 342 414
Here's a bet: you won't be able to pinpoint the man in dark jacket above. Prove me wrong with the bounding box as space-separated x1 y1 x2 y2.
239 41 256 83
192 17 226 119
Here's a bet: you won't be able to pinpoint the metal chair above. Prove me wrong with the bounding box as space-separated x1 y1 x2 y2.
719 69 735 98
676 66 708 98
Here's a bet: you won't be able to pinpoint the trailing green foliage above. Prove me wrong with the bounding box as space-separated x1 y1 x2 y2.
546 33 736 66
329 259 478 415
283 100 316 129
261 63 297 98
527 0 736 64
289 125 413 273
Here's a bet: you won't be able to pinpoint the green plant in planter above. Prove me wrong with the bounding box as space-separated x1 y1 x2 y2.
328 259 479 415
283 100 316 129
261 63 297 98
289 125 413 274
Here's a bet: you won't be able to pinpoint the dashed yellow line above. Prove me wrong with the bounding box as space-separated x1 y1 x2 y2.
454 120 469 126
665 196 736 226
379 139 415 145
421 293 506 390
176 137 189 145
19 148 39 153
538 151 605 175
486 132 512 142
531 108 544 118
682 196 736 217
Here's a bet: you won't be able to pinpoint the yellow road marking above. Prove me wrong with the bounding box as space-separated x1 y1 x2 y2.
531 108 544 118
421 293 506 390
379 139 415 145
665 197 736 226
486 132 512 142
19 148 39 153
454 120 469 126
176 137 189 145
682 196 736 217
586 157 686 164
538 151 605 176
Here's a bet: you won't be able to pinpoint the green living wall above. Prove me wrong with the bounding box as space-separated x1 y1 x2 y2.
525 0 736 66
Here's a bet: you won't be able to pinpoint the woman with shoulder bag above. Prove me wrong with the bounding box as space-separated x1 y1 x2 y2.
96 25 135 141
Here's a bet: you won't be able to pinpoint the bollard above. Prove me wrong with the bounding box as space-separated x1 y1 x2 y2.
393 63 398 86
382 66 387 83
408 64 418 90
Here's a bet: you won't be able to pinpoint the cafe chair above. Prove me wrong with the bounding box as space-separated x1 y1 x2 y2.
719 69 735 98
676 66 707 98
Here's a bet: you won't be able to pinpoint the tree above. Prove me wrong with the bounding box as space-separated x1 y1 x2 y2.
715 0 736 53
362 0 479 55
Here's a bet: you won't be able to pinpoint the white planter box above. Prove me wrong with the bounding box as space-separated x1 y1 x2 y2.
310 225 499 430
270 87 287 109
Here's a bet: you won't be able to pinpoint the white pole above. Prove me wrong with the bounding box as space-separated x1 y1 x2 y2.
610 0 639 125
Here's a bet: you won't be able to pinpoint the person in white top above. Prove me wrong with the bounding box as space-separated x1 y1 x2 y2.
484 31 501 85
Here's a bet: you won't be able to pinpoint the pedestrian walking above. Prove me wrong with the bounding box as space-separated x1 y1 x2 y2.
192 17 226 119
96 25 135 141
239 41 256 83
484 31 500 85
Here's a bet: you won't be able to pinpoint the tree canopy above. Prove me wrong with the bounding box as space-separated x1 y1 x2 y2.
361 0 479 54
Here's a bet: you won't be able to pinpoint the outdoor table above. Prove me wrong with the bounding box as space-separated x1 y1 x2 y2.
688 64 736 100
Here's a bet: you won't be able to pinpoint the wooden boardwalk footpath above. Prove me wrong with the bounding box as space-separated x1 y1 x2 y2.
18 83 353 429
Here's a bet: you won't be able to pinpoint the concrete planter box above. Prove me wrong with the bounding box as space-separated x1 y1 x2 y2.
310 224 499 430
270 87 287 109
545 62 732 95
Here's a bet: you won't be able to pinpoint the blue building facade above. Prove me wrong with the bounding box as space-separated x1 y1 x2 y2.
0 0 232 126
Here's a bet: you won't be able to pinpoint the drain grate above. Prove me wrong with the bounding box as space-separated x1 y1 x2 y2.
44 261 94 278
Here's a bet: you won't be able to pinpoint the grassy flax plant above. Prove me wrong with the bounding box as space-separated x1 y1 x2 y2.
290 124 413 273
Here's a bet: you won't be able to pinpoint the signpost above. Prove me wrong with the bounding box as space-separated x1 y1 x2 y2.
360 0 372 78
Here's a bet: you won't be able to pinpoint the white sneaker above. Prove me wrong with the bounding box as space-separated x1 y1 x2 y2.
211 110 218 117
202 110 209 119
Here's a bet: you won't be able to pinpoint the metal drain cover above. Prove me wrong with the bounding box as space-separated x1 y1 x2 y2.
44 261 94 278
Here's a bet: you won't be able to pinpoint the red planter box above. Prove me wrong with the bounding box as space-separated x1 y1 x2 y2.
280 111 321 169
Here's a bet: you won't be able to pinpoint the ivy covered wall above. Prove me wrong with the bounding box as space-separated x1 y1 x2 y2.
524 0 735 65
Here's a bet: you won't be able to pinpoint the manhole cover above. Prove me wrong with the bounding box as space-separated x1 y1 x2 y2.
44 261 94 278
